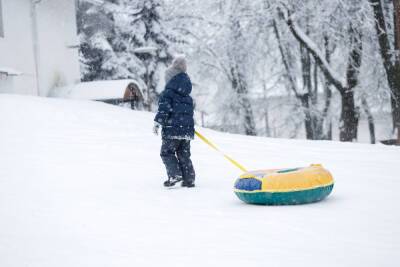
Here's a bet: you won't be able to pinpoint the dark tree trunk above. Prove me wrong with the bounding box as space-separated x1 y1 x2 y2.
340 91 358 141
300 45 325 140
230 66 257 136
300 43 315 140
301 44 312 94
339 24 363 141
327 122 333 140
361 96 376 144
369 0 400 144
322 75 333 140
394 0 400 144
241 97 257 136
234 79 257 136
395 0 400 51
263 83 271 137
322 36 333 140
299 93 313 139
311 62 324 140
264 108 270 137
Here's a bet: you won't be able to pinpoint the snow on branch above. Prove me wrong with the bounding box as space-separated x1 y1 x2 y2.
133 47 158 55
81 0 104 6
286 16 347 92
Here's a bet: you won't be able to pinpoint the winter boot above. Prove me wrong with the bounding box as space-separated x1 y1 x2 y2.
163 176 182 187
181 180 195 188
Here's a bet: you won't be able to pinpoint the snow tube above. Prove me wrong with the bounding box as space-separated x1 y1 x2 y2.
234 164 334 205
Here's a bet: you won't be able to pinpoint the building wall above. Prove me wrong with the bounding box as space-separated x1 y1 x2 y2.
0 0 4 37
35 0 80 96
0 0 80 96
0 0 38 95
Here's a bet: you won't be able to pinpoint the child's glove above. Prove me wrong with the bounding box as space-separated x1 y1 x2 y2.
153 122 161 136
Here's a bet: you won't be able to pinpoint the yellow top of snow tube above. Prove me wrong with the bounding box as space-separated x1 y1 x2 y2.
234 164 334 205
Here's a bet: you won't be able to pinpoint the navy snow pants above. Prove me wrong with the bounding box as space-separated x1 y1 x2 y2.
160 138 195 183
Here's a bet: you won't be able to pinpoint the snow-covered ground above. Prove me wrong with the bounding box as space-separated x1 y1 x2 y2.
0 94 399 267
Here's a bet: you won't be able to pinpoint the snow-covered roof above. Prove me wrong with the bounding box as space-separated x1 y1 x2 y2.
50 79 142 100
0 67 23 76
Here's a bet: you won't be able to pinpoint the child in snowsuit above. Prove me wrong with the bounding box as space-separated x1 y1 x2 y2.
153 56 196 187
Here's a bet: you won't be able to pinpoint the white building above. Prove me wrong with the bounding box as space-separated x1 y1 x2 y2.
0 0 80 96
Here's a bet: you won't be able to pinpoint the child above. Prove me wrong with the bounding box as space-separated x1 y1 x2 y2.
153 56 196 187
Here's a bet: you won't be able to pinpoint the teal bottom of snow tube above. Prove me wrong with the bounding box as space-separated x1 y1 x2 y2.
234 184 334 205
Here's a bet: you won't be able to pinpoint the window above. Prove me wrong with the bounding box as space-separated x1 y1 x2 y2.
0 0 4 37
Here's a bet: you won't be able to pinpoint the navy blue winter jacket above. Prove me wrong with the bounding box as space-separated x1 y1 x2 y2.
154 72 195 139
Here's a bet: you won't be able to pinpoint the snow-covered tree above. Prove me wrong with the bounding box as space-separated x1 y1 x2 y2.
77 0 183 110
183 0 258 135
268 0 374 141
77 0 142 81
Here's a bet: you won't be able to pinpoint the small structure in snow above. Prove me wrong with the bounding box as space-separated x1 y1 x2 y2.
122 82 145 110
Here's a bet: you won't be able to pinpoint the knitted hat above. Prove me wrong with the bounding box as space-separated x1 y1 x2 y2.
172 55 187 72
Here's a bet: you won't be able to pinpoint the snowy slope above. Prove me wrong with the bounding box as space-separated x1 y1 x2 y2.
0 95 399 267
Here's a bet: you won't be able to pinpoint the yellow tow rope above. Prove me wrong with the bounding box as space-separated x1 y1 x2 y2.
195 130 248 173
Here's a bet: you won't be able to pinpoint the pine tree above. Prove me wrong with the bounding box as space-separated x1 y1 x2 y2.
125 0 176 110
77 0 139 81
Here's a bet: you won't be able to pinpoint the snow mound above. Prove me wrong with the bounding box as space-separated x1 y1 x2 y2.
0 94 399 267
